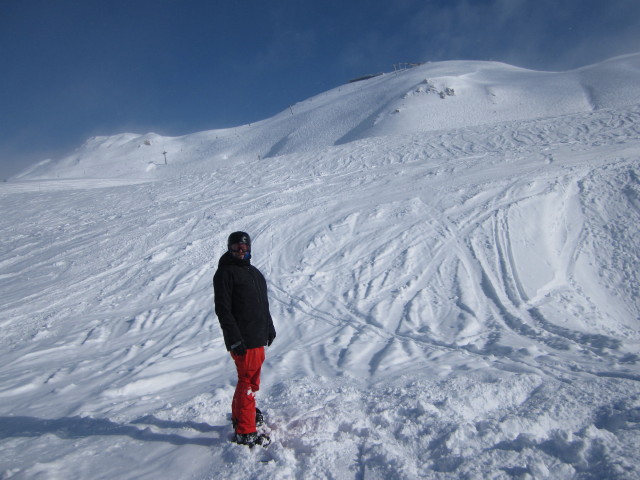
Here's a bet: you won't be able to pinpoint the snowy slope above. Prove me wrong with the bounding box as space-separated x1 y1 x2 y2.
1 54 640 479
16 53 640 181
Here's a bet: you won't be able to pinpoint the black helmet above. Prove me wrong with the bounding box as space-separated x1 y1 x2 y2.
227 231 251 249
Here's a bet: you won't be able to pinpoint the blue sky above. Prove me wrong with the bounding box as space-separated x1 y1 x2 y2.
1 0 639 178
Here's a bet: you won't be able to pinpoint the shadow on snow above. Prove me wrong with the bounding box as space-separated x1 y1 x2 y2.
0 415 226 447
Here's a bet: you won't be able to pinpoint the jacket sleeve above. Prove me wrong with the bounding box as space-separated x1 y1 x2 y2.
265 298 276 342
261 274 277 341
213 267 243 350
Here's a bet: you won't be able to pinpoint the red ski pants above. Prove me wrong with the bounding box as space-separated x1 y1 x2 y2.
231 346 265 434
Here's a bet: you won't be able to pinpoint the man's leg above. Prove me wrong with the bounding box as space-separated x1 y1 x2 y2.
231 347 265 434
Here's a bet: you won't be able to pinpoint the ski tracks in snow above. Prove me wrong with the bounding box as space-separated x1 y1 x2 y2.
260 121 640 386
1 106 640 478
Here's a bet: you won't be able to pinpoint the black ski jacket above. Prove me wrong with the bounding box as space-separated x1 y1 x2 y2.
213 251 276 350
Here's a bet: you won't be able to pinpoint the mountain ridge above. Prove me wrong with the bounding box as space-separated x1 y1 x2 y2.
15 53 640 180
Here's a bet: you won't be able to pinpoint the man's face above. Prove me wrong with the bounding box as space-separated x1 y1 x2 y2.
230 242 250 260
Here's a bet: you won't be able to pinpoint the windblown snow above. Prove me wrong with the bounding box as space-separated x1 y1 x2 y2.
2 54 640 479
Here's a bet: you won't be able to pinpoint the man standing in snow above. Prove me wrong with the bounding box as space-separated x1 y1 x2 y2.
213 231 276 447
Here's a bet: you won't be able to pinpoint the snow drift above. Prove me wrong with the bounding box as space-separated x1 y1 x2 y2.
1 53 640 479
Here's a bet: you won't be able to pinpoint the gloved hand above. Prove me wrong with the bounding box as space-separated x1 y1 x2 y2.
267 332 276 347
230 341 247 356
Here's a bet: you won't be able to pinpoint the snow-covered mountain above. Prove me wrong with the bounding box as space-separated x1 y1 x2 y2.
16 53 640 181
1 53 640 479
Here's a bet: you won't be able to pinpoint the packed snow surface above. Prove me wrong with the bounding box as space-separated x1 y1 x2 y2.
2 54 640 479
